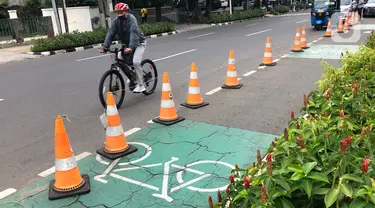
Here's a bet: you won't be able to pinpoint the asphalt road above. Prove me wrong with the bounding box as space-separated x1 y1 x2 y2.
0 13 340 192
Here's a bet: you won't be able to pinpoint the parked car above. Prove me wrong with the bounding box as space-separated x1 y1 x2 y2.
221 0 229 8
364 0 375 16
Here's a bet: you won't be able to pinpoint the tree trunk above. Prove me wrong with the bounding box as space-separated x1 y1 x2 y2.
204 0 212 16
192 0 203 23
155 4 162 22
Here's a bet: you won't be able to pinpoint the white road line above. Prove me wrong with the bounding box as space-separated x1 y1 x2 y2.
205 87 222 95
312 40 318 43
273 59 280 62
281 54 289 58
76 54 109 62
113 163 163 172
296 20 308 23
171 164 205 175
153 49 197 62
0 188 17 199
0 99 3 102
38 152 92 177
307 42 313 46
188 32 215 39
318 37 324 40
243 70 257 77
246 23 259 27
125 127 141 137
94 158 121 184
258 66 267 70
147 120 154 124
96 154 110 165
282 17 291 20
364 31 372 34
246 29 272 37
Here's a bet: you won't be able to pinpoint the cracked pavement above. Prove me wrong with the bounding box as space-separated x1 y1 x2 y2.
0 120 274 207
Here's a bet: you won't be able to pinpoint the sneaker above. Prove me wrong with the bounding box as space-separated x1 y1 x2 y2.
133 84 146 93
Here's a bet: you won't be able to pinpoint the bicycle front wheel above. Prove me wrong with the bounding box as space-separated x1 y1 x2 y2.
141 59 158 95
98 69 125 109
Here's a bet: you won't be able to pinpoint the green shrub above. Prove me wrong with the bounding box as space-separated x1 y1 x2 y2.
214 45 375 208
366 31 375 49
140 22 175 36
30 22 175 52
207 9 265 24
271 5 290 15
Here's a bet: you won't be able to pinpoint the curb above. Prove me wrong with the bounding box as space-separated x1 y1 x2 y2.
209 16 267 26
27 30 180 56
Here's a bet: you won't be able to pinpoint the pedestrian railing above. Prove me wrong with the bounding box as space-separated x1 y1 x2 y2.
0 16 48 41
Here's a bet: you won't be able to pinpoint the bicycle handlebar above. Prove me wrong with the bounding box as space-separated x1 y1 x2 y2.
109 48 132 55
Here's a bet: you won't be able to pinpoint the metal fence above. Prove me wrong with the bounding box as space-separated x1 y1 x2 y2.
0 16 48 41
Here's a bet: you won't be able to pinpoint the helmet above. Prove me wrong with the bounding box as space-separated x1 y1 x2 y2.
114 3 129 11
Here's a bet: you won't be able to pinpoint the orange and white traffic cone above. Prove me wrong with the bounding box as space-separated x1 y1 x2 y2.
260 36 276 66
301 26 310 49
181 62 209 109
355 10 359 24
349 12 354 26
153 72 185 125
291 28 303 52
324 19 332 37
49 115 90 200
96 92 137 160
222 49 243 89
344 14 350 31
337 17 344 33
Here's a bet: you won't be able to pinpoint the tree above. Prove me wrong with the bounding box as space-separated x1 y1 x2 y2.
149 0 171 22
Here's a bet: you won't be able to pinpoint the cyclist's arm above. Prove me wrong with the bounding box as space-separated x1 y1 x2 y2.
103 19 118 49
128 16 141 51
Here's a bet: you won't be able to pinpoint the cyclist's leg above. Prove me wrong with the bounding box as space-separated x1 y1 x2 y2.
132 41 147 93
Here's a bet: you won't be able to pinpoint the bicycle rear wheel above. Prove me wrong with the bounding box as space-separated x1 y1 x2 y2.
98 69 125 109
141 59 158 95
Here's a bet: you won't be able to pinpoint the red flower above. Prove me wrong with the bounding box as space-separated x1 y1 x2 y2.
325 132 329 137
267 153 273 176
235 164 239 170
362 156 370 173
340 125 343 129
229 174 234 183
261 183 267 204
341 139 347 152
340 110 344 118
290 110 295 120
324 112 329 117
226 187 230 195
244 176 250 188
347 136 352 144
326 89 331 100
208 194 214 208
267 153 272 162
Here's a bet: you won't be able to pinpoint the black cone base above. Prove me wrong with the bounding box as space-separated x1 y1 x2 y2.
260 62 277 66
302 46 310 49
181 102 209 109
291 49 304 52
324 35 331 37
222 83 243 89
96 144 137 160
48 174 91 200
152 116 185 126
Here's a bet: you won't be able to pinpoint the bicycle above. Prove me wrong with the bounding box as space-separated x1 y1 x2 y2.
94 141 236 202
98 47 158 109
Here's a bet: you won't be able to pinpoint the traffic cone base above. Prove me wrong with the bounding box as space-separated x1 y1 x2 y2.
291 49 304 52
222 83 243 89
260 62 276 66
48 174 91 200
96 144 137 160
181 101 209 109
302 45 310 49
152 116 185 126
324 34 331 37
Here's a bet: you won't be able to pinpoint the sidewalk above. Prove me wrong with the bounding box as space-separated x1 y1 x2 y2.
0 45 38 64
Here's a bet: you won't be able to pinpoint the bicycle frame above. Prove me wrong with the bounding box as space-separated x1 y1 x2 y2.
109 49 137 84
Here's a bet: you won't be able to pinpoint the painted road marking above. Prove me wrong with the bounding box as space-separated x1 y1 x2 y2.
273 59 280 62
113 163 163 172
147 119 154 124
153 49 197 62
110 173 160 191
307 42 313 46
94 158 121 184
258 65 267 70
38 152 92 177
246 29 272 37
246 23 259 27
282 17 291 20
188 32 215 39
364 31 372 34
296 20 308 23
125 127 141 136
96 154 110 165
205 87 222 95
152 157 179 202
76 54 109 62
0 188 17 199
281 54 289 58
170 174 211 193
119 142 152 166
0 99 3 102
243 70 256 77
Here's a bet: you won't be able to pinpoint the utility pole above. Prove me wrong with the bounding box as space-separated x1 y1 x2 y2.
229 0 232 15
51 0 62 35
61 0 69 33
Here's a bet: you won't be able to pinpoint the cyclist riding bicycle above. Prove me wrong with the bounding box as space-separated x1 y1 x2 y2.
100 2 147 93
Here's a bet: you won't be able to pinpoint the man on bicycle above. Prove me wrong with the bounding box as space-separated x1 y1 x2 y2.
100 3 147 93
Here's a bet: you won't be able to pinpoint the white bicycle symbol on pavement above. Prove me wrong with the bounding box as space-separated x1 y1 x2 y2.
93 142 234 202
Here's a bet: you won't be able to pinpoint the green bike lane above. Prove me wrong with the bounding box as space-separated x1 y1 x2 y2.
0 120 275 208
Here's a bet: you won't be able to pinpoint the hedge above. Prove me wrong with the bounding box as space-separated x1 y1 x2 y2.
30 22 175 52
211 35 375 207
270 5 290 15
207 9 265 24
